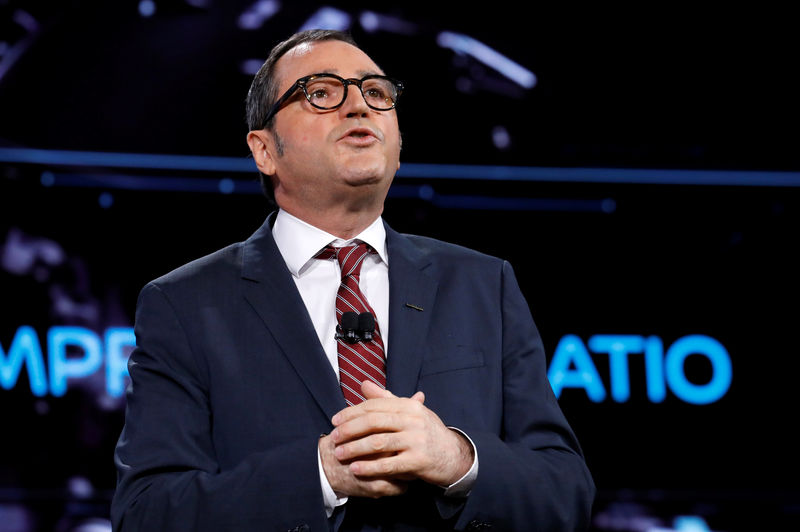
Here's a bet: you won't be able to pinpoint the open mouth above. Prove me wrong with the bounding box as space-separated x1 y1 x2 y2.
340 126 380 142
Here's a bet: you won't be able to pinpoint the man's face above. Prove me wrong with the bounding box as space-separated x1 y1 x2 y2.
262 40 402 213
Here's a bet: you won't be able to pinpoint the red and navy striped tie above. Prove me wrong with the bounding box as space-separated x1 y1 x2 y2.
316 243 386 405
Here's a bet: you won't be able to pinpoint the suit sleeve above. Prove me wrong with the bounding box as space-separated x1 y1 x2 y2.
453 261 595 531
111 282 329 532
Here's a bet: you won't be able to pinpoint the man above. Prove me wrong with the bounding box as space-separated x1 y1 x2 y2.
112 29 594 531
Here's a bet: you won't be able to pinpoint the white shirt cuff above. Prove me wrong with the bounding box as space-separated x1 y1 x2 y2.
442 426 479 497
318 445 348 518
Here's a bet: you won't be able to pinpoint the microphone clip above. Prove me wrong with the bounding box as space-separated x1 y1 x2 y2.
335 312 376 344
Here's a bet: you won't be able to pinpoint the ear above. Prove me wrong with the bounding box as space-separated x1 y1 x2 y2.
246 130 277 176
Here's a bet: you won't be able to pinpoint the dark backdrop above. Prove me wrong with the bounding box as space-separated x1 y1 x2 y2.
2 2 799 531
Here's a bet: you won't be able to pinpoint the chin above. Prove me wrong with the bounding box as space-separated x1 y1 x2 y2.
342 167 392 186
341 151 395 176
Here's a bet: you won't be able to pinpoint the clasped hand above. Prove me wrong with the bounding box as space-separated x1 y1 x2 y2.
319 381 474 499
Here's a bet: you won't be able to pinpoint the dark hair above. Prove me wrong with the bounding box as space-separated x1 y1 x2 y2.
246 30 359 200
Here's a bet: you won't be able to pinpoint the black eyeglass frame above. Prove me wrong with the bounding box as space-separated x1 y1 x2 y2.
259 73 404 129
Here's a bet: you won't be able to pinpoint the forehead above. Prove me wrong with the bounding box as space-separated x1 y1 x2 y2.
274 40 383 91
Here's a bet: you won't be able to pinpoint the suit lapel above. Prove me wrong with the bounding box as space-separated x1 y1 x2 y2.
241 214 346 420
384 225 439 398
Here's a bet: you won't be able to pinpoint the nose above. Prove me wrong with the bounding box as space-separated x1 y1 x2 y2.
339 80 369 118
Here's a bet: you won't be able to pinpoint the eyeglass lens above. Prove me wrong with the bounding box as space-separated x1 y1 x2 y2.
305 76 398 110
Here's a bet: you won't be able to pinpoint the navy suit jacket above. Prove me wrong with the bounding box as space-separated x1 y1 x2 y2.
112 214 594 531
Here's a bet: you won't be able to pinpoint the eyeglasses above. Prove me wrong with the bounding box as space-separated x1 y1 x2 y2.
260 73 404 128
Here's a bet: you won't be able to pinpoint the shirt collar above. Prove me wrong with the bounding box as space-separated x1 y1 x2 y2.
272 209 388 277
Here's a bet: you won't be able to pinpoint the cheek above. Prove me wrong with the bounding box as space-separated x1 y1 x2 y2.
385 120 402 152
283 132 320 162
388 132 402 159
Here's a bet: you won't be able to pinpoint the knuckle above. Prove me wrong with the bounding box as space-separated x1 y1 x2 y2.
385 413 399 430
334 426 349 441
406 398 424 412
378 459 395 476
369 481 389 498
370 434 388 452
367 412 384 427
336 443 351 460
373 480 404 497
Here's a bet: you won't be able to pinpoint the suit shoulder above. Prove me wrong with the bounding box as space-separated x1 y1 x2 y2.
147 241 243 292
401 233 505 266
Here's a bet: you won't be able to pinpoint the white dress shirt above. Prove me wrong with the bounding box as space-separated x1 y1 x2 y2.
272 209 390 373
271 209 477 518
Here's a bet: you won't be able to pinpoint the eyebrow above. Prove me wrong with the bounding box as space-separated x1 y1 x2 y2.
315 68 384 78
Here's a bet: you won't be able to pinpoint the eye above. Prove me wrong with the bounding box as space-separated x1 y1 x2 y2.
304 78 344 108
365 87 386 99
308 86 330 101
362 80 395 105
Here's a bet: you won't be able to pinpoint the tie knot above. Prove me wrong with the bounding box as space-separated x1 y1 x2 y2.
317 242 373 279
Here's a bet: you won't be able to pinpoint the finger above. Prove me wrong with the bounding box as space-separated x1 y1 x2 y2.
361 380 396 400
349 454 416 479
332 395 418 427
410 391 425 403
353 478 409 498
335 431 403 461
321 434 409 498
332 410 408 444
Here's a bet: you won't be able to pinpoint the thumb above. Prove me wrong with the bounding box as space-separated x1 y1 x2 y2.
410 391 425 404
361 380 396 399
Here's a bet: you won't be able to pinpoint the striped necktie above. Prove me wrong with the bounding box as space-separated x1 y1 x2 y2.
316 243 386 405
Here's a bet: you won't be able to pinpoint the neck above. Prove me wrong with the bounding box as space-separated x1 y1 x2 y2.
279 204 382 240
275 184 387 239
